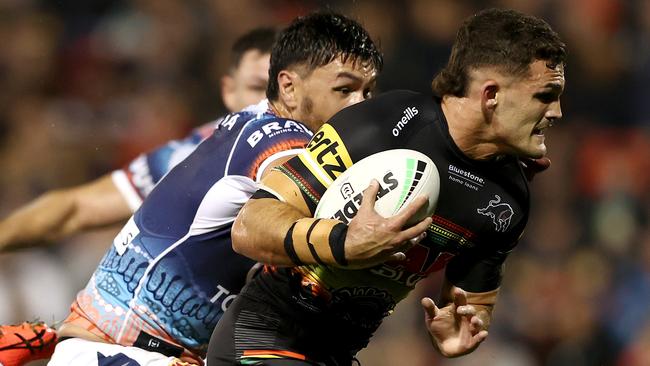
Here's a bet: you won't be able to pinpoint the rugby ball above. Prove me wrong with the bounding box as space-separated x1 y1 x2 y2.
314 149 440 225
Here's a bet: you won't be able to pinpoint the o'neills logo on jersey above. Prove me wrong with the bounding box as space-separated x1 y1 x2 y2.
299 123 353 187
392 107 419 136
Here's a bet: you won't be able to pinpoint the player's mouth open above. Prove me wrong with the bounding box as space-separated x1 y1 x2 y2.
532 122 552 136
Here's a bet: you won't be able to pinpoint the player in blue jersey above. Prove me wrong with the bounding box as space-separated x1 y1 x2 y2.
208 8 566 365
0 27 276 366
46 12 395 366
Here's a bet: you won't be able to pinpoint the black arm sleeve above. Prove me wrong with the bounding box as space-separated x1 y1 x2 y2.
444 247 511 292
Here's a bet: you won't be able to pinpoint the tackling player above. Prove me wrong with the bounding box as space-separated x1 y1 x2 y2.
0 27 276 366
207 8 567 365
46 12 397 366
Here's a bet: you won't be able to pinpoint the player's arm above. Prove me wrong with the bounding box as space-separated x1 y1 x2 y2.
232 162 432 269
420 279 496 357
419 244 513 357
0 174 131 252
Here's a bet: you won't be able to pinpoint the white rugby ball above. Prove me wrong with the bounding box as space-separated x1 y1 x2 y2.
314 149 440 225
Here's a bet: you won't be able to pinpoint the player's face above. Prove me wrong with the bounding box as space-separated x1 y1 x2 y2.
493 60 564 158
222 49 270 112
292 57 377 130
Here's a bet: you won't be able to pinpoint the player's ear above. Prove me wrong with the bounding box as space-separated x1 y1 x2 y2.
276 70 299 110
482 82 499 111
221 74 237 112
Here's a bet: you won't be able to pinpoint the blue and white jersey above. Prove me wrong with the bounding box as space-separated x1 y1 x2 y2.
111 120 219 210
65 100 313 362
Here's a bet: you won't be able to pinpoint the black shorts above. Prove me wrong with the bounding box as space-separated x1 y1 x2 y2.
206 268 371 366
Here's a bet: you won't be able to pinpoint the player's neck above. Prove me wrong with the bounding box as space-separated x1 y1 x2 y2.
269 100 321 133
441 96 502 162
268 100 286 118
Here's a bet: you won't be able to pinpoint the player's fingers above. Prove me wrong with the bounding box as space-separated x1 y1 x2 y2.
456 304 477 316
453 287 468 307
358 180 380 213
469 316 484 334
391 231 427 257
394 217 432 244
421 297 439 320
472 330 489 345
392 195 429 226
410 231 427 245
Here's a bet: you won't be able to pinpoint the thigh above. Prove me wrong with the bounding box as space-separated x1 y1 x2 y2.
207 293 304 366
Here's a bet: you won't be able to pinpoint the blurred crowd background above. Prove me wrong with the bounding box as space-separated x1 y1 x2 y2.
0 0 648 365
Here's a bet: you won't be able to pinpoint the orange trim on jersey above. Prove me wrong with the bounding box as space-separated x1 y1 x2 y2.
248 139 309 179
243 349 307 360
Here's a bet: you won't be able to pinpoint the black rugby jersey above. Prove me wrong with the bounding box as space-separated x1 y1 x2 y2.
253 90 529 349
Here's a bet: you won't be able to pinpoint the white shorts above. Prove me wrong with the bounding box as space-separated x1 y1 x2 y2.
47 338 191 366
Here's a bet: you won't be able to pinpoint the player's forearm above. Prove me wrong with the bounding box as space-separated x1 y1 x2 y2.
231 198 307 266
0 190 77 251
232 197 350 267
0 174 132 252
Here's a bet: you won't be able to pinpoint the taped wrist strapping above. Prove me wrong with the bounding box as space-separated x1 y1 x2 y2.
283 218 348 266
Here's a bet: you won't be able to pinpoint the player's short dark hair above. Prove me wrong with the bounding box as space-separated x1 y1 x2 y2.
266 12 383 101
431 8 567 98
230 27 277 70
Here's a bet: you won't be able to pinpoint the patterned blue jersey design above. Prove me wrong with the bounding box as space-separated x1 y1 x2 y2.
68 101 313 360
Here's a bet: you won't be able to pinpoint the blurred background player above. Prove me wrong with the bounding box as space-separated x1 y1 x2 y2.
0 27 275 252
0 26 276 366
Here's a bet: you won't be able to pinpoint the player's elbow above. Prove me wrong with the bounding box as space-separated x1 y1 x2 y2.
231 209 268 261
231 216 252 257
232 207 287 265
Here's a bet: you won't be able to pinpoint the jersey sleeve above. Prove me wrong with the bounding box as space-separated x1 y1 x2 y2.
224 117 313 181
444 247 510 293
444 215 527 293
111 121 218 211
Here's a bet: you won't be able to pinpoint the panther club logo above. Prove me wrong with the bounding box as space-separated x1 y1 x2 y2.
477 195 514 232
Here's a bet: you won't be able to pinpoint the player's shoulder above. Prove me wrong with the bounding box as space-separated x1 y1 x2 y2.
220 100 310 134
361 90 432 110
331 90 435 124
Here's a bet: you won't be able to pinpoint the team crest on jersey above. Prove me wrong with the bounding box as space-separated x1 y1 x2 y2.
477 195 514 232
299 124 353 187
